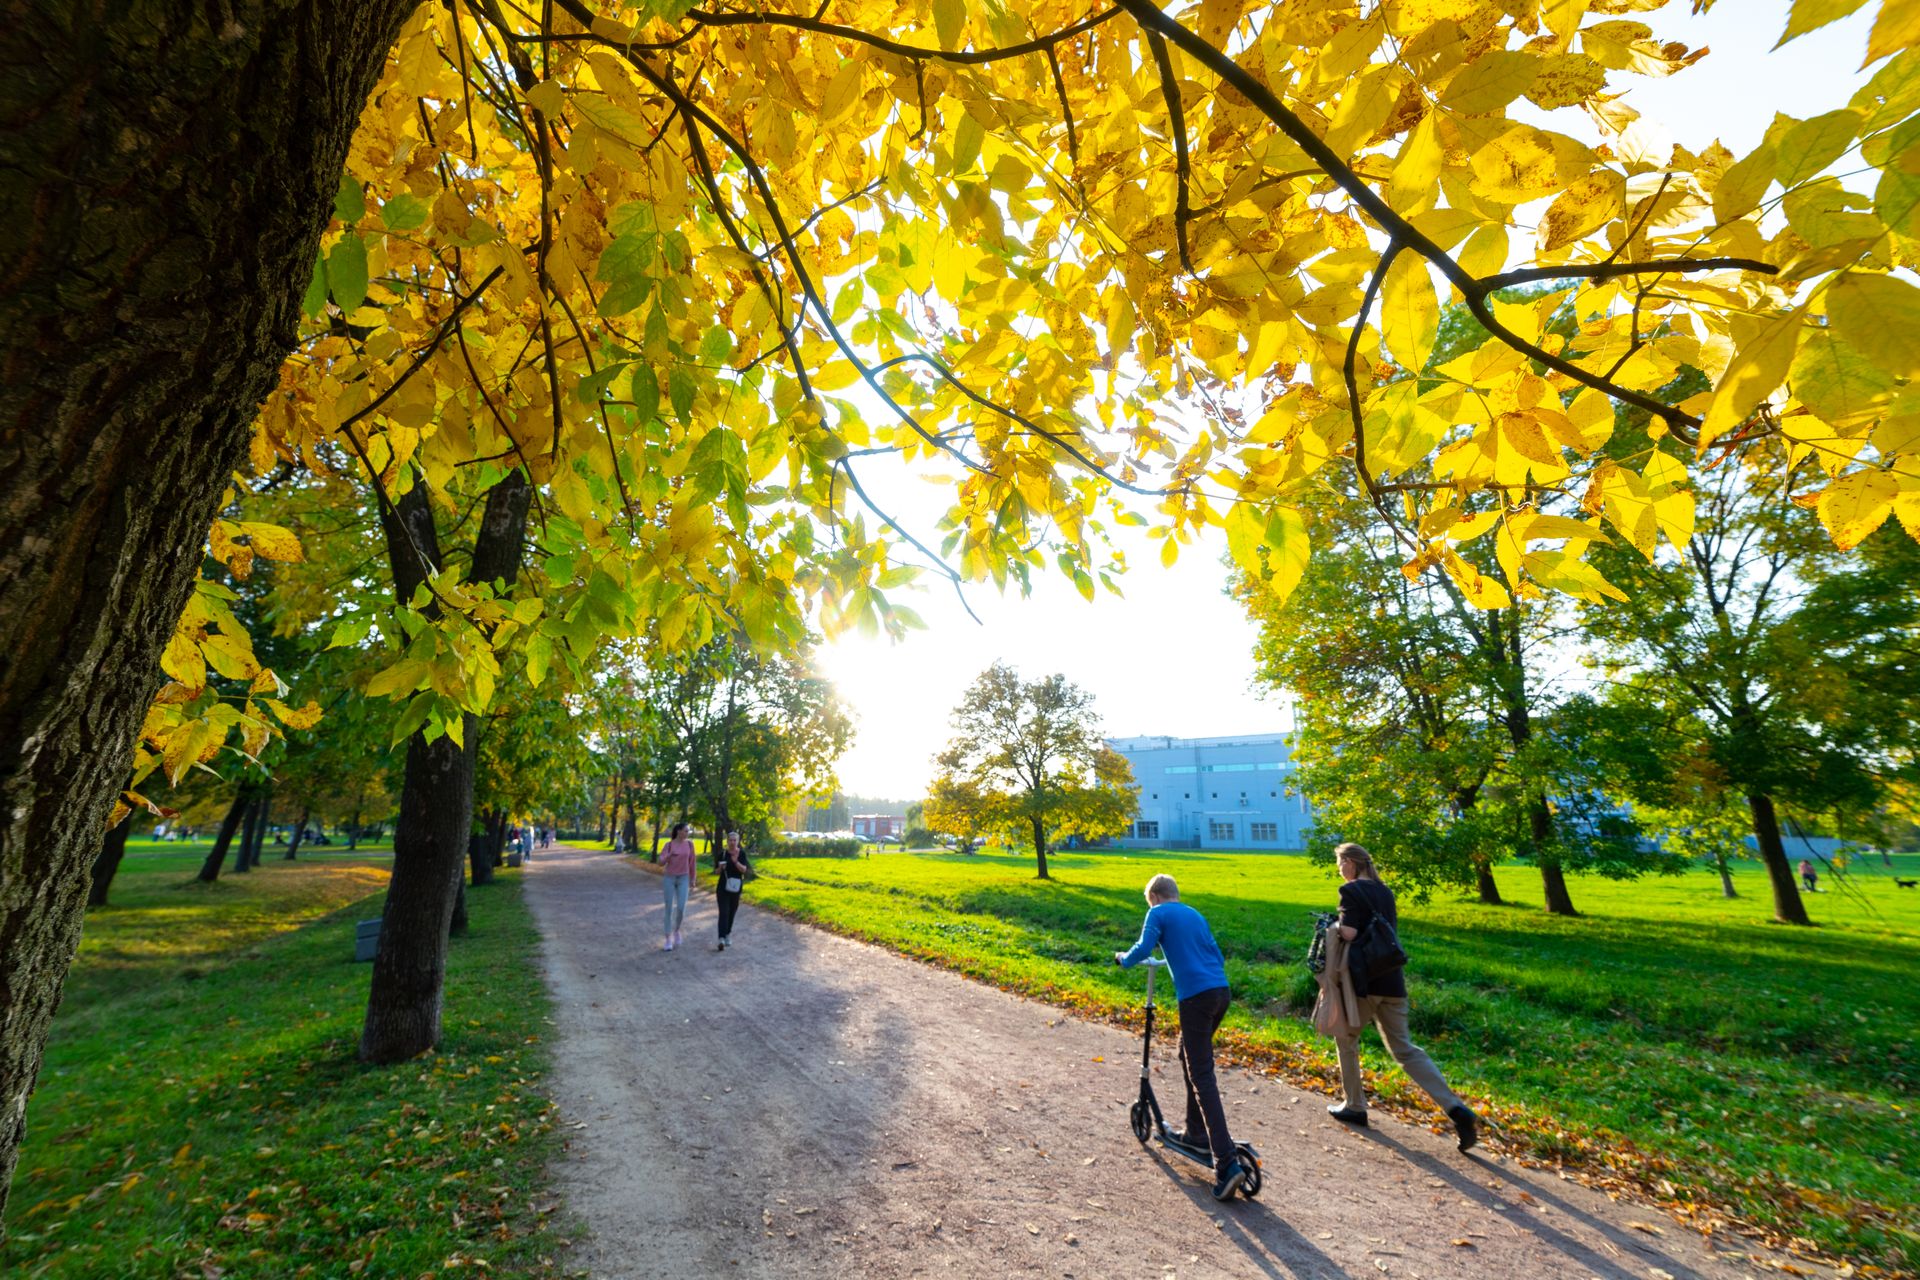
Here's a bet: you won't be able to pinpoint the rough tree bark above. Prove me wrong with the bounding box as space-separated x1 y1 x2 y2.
360 471 529 1063
234 792 267 873
86 816 134 909
0 2 423 1212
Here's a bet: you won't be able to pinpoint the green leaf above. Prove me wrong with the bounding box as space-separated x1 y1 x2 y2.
301 254 329 319
629 363 660 421
668 365 697 423
698 324 733 364
333 174 366 224
596 236 655 317
380 193 428 232
327 233 369 311
326 617 373 650
575 361 631 406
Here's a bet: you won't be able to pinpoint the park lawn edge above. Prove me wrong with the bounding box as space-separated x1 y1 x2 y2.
683 858 1899 1279
2 860 579 1279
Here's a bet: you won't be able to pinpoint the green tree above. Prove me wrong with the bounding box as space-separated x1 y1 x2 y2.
928 663 1134 879
1585 453 1920 924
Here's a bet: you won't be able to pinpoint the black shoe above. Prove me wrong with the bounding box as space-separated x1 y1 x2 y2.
1211 1160 1249 1202
1326 1105 1369 1127
1449 1105 1479 1152
1165 1128 1202 1151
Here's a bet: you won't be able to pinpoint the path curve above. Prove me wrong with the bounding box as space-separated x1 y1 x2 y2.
525 844 1829 1279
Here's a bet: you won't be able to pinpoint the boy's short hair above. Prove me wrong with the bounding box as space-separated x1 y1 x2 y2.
1145 873 1179 903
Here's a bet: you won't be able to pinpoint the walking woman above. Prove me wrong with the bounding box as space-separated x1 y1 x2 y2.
659 822 697 951
714 828 752 950
1325 842 1480 1152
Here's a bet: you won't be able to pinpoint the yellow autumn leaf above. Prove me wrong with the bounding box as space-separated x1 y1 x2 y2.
1379 255 1439 372
1441 51 1539 114
1826 271 1920 380
235 521 305 563
1867 0 1920 65
1539 170 1623 251
1699 305 1810 446
265 698 325 730
1816 469 1897 549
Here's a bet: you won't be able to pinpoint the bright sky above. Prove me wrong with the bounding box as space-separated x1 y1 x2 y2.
817 1 1881 800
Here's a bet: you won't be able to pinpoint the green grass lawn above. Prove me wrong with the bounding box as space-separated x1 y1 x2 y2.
748 846 1920 1272
3 850 567 1279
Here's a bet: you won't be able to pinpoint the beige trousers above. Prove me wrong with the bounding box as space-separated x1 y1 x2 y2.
1334 995 1463 1113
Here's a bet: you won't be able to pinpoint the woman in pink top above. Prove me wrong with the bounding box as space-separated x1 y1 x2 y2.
659 822 697 950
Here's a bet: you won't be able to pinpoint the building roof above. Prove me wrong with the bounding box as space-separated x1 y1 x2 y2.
1107 732 1290 751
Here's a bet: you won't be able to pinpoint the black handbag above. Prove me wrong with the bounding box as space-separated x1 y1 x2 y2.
1351 914 1409 979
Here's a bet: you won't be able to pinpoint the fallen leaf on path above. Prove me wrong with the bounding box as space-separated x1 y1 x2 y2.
1516 1191 1538 1205
1451 1240 1475 1248
1626 1220 1663 1235
1026 1223 1040 1235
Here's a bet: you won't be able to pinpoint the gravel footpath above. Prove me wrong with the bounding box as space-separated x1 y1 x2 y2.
524 843 1831 1280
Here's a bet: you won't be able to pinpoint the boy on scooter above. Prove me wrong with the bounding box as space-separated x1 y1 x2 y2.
1115 873 1248 1201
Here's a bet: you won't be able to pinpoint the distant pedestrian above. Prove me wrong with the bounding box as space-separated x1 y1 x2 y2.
1799 858 1818 892
715 829 752 950
660 822 697 951
1324 842 1479 1153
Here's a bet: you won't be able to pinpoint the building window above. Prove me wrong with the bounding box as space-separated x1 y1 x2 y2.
1251 822 1278 841
1211 792 1218 799
1135 821 1160 839
1151 792 1158 799
1270 791 1277 798
1208 820 1235 841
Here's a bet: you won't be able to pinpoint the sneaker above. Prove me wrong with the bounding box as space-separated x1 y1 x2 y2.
1165 1128 1201 1150
1449 1105 1479 1153
663 939 673 951
1326 1105 1368 1127
1210 1160 1249 1202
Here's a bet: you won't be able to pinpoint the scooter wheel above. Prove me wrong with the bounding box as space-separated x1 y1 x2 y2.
1129 1101 1153 1145
1235 1146 1262 1198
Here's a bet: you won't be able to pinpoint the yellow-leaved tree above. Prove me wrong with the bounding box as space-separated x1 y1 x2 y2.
3 0 1917 1216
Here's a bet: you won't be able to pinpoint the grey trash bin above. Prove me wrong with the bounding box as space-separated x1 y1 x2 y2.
506 851 522 868
355 918 383 962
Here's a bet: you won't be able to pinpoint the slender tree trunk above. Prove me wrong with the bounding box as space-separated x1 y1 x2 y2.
284 804 310 860
649 802 664 860
623 809 640 856
348 810 361 851
1748 792 1811 925
87 816 134 908
450 878 468 937
361 471 530 1063
0 0 419 1218
1030 815 1051 880
489 809 509 865
199 789 252 883
237 793 270 873
1473 858 1504 906
1715 852 1739 898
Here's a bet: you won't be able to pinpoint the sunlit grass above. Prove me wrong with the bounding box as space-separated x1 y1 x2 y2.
4 855 566 1279
750 846 1920 1271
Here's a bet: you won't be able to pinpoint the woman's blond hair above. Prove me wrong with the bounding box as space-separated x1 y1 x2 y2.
1145 873 1179 903
1334 842 1379 879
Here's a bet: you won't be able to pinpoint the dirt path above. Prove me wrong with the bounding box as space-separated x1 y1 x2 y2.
524 844 1828 1279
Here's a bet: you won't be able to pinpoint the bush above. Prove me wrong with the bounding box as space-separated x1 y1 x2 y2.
769 835 865 858
902 824 936 848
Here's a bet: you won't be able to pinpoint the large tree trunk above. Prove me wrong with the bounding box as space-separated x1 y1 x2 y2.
1748 792 1811 925
1030 815 1051 880
87 816 134 908
1473 858 1504 906
198 787 253 883
360 472 530 1063
0 2 422 1211
284 804 311 860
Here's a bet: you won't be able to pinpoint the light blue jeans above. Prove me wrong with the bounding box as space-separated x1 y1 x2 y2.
662 873 690 936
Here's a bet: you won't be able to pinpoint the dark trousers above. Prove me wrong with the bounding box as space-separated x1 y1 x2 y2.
717 888 742 939
1177 985 1235 1173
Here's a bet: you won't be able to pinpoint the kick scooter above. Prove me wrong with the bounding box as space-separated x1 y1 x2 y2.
1126 958 1262 1198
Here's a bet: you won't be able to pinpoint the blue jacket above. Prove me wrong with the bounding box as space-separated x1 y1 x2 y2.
1118 901 1229 1001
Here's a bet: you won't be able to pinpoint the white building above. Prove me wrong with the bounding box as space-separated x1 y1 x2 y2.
1107 733 1314 850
